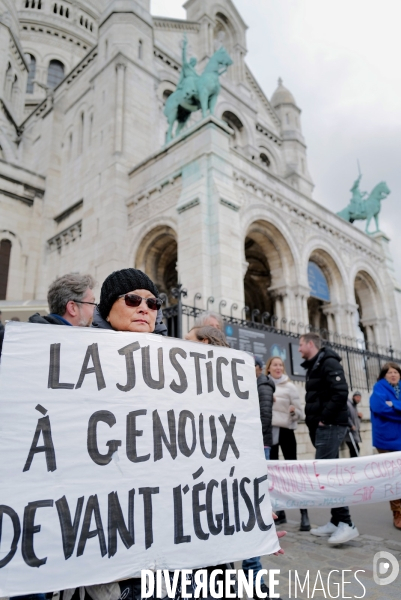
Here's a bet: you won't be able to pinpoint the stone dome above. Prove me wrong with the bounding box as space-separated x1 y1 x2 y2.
271 78 297 108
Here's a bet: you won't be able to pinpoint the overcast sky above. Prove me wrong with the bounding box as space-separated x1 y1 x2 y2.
151 0 401 282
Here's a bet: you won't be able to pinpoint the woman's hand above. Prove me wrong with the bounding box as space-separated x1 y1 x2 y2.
272 512 286 555
289 404 296 414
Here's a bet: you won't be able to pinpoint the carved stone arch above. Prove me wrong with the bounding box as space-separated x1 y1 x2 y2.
242 203 302 273
43 51 68 69
353 268 386 347
134 223 178 302
244 218 297 321
213 4 245 48
214 11 236 54
219 108 249 149
157 79 176 105
304 242 348 334
257 144 280 175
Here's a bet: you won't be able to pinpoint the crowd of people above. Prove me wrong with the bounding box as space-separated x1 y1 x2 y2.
1 268 401 600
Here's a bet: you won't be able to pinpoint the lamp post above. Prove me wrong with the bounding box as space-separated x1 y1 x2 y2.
252 309 260 323
171 283 187 339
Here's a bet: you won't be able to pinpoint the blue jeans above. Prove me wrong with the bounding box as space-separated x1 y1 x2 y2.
242 447 270 584
242 555 263 584
314 424 352 526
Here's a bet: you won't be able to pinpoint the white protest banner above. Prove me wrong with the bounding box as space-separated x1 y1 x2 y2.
0 322 279 596
268 452 401 510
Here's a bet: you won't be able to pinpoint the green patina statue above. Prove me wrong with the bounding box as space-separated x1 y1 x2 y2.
337 173 390 234
164 35 233 143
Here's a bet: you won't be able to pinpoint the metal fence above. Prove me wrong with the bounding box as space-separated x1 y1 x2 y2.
162 301 401 392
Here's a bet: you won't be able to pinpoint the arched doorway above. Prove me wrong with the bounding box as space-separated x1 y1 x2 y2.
135 225 178 303
244 221 295 323
244 236 273 317
354 271 383 347
307 260 330 331
306 249 346 335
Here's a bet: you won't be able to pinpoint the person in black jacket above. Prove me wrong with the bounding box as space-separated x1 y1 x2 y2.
242 356 282 600
299 333 359 545
255 355 274 457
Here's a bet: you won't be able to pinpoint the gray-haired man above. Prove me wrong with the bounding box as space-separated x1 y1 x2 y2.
29 273 96 327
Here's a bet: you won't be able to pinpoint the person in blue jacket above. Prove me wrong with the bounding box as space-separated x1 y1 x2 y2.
370 361 401 530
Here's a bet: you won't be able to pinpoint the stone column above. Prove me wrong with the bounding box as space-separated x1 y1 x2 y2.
292 285 310 325
114 61 126 154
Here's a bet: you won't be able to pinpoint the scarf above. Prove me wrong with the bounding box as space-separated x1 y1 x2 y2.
270 374 288 385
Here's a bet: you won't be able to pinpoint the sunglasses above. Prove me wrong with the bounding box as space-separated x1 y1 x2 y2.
118 293 162 311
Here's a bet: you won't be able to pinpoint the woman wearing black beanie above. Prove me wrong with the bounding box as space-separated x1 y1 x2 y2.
92 268 167 335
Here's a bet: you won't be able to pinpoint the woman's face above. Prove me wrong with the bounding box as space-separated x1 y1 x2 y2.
269 358 284 378
107 289 157 333
385 367 401 386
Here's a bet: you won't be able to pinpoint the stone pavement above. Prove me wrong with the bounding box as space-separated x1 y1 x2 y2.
255 519 401 599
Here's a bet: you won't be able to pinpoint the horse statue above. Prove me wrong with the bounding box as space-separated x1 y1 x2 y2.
337 175 390 234
164 36 233 143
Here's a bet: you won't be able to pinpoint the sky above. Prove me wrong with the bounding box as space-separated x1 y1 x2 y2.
151 0 401 282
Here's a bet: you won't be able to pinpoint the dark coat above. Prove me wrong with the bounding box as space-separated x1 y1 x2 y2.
257 373 275 448
28 313 69 325
301 346 349 438
91 306 167 336
345 398 362 443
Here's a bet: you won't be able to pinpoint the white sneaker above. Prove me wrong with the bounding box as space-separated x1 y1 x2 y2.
328 522 359 545
310 522 338 537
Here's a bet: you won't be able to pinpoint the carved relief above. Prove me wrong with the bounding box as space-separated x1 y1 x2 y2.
128 187 181 226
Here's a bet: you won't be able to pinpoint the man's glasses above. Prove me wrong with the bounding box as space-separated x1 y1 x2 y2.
72 300 97 306
118 294 162 311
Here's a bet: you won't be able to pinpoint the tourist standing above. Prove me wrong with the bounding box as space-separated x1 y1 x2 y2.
299 333 359 544
370 362 401 530
345 391 362 457
267 356 310 532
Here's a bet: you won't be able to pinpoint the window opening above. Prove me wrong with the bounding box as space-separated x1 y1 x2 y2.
47 60 64 89
26 54 36 93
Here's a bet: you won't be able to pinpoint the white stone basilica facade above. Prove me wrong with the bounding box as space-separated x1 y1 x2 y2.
1 0 401 350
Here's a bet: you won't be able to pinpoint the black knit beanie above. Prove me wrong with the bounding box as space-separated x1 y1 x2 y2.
98 268 159 319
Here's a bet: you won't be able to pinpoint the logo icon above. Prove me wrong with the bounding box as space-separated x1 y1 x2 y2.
373 551 400 586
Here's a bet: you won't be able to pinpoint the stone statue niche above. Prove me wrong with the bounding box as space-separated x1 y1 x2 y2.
337 173 390 234
164 35 233 143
